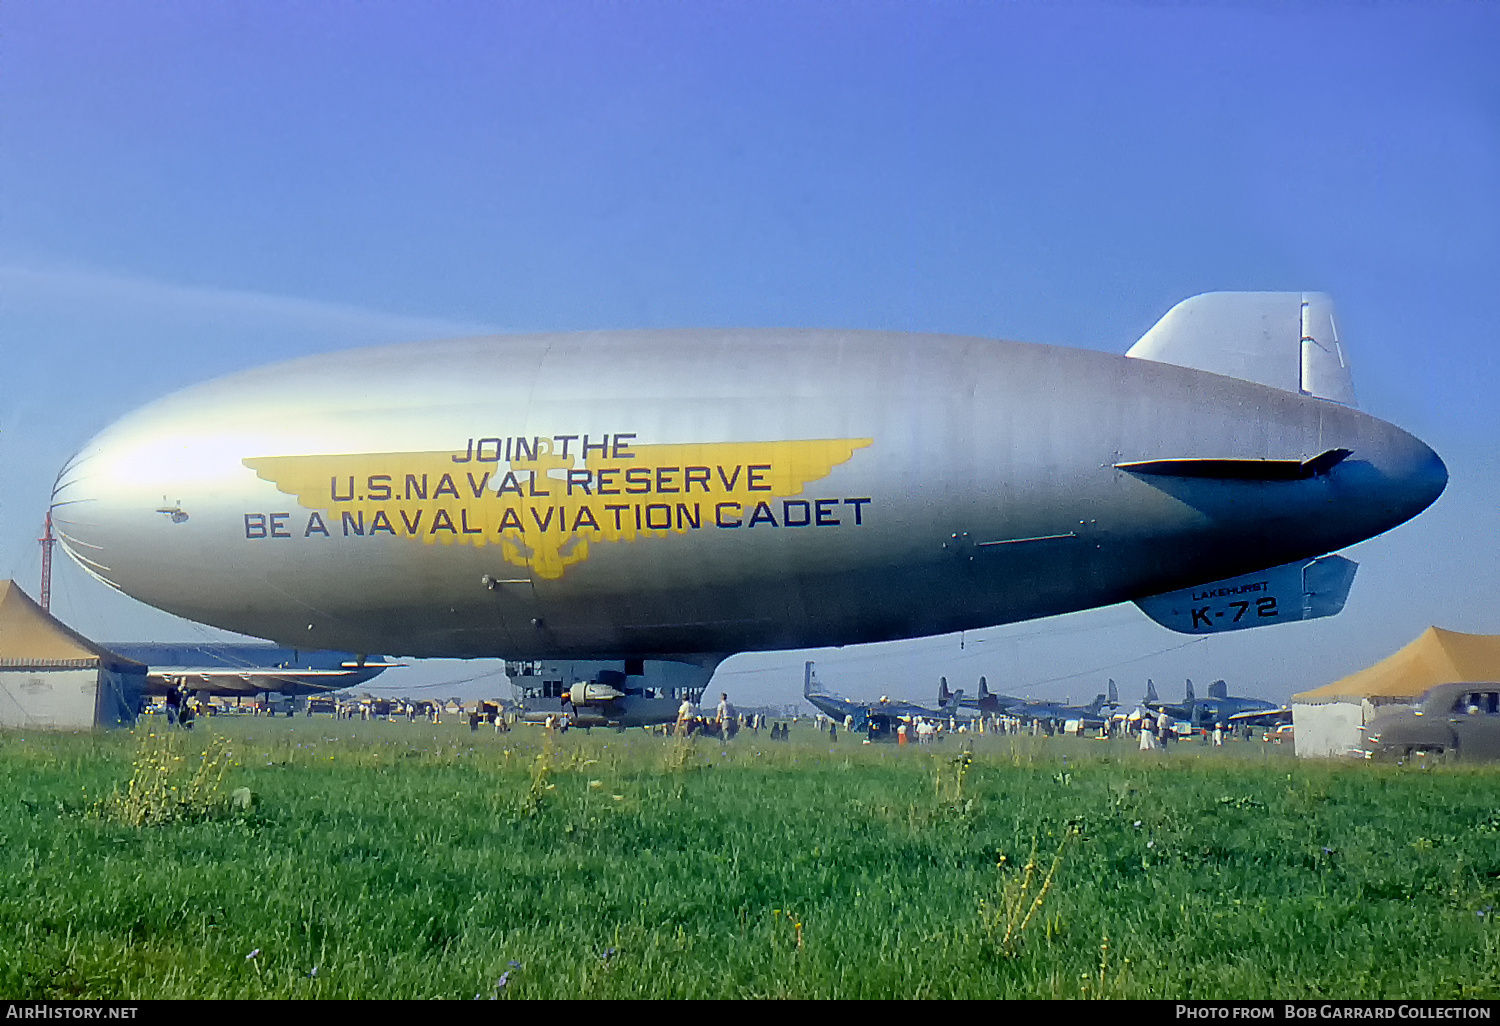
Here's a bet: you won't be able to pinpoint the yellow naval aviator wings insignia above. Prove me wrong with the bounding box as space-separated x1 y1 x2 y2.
243 437 873 580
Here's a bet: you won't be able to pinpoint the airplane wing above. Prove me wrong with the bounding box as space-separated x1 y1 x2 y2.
146 665 396 696
1226 706 1291 725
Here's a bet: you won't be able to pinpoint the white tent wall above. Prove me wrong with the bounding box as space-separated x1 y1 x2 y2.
0 667 102 730
1292 700 1418 758
1292 702 1363 757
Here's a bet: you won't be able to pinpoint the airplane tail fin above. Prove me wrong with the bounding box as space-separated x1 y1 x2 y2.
978 675 991 700
804 661 819 698
1145 679 1159 704
1107 678 1118 707
1185 678 1196 704
1209 679 1228 700
938 676 952 706
1127 292 1356 407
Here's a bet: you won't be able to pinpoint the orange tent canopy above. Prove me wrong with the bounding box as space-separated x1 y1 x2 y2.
1295 627 1500 703
0 580 142 669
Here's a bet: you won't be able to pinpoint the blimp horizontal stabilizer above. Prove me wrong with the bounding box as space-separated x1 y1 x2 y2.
1115 448 1352 481
1134 554 1358 634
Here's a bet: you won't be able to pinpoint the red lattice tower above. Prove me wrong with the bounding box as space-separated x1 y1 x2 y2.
38 511 56 612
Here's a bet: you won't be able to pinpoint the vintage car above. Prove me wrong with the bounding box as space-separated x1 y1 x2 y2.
1364 682 1500 762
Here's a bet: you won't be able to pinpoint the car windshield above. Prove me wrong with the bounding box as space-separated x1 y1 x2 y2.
1452 692 1500 715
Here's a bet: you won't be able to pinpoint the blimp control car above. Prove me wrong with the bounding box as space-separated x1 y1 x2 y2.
51 292 1446 708
1365 683 1500 763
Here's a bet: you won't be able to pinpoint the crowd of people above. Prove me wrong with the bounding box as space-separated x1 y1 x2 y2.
668 692 794 740
143 692 503 725
795 705 1272 749
145 685 1273 750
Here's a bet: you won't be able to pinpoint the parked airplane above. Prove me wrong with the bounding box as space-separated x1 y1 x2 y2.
1142 679 1184 721
1194 679 1290 728
1010 679 1121 730
1141 678 1288 729
939 675 1023 716
804 662 962 730
52 293 1445 694
105 642 396 697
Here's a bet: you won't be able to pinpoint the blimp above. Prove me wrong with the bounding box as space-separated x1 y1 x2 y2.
51 292 1446 710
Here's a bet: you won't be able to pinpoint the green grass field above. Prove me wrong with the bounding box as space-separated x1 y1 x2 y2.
3 716 1498 999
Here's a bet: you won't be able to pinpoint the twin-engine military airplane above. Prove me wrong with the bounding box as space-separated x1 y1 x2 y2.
1007 680 1122 730
938 676 1022 716
942 675 1121 729
803 662 964 731
51 292 1446 714
1142 678 1290 729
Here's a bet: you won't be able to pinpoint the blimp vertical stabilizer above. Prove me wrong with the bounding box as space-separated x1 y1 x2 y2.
1127 292 1357 407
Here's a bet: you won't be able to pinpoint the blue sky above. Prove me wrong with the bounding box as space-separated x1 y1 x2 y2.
2 2 1497 707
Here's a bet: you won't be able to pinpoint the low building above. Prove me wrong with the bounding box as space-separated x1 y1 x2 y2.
1292 627 1500 758
0 580 145 729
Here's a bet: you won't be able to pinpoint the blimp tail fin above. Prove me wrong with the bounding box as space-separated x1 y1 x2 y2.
1127 292 1356 407
1135 554 1358 634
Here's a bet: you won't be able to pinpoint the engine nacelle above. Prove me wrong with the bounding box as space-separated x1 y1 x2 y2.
565 682 623 705
565 670 629 707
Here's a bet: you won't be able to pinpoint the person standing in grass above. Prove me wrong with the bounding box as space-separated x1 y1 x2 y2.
1139 716 1156 751
717 693 735 739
